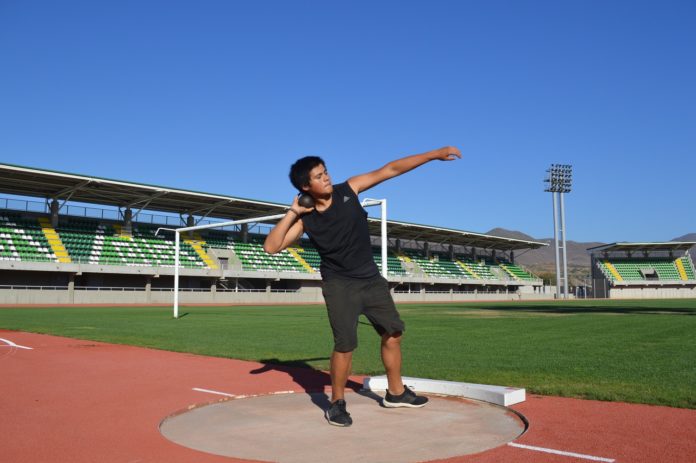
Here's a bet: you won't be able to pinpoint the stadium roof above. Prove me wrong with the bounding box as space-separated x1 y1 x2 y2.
587 242 696 253
0 162 546 251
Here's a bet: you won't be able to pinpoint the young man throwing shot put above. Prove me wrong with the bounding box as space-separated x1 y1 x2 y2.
264 146 461 426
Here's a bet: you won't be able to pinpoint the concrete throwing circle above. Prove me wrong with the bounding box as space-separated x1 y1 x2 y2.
160 391 526 463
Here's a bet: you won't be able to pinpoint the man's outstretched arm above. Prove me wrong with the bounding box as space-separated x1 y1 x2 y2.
347 146 461 195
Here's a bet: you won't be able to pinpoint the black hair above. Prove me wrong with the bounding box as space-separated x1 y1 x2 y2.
289 156 325 192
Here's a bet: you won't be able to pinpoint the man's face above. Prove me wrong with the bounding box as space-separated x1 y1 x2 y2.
303 164 333 196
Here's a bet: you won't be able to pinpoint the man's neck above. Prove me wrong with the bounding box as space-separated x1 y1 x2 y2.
314 192 333 212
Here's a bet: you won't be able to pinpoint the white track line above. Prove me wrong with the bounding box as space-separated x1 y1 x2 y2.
0 338 33 350
192 387 236 398
508 443 615 462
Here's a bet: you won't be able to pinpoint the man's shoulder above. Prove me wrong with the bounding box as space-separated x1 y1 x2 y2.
334 181 357 197
334 182 360 207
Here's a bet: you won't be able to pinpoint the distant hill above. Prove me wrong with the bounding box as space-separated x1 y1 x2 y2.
672 233 696 241
671 233 696 255
485 228 603 268
486 228 536 242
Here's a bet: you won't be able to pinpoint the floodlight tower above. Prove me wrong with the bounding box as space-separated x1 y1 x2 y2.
544 164 573 299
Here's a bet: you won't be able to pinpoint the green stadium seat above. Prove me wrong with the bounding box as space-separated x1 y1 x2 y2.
0 214 57 262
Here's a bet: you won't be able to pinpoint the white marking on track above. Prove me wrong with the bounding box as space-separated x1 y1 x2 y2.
192 387 236 398
508 443 615 462
0 338 33 350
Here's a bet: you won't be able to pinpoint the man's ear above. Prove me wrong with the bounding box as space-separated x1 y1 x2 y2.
301 184 310 192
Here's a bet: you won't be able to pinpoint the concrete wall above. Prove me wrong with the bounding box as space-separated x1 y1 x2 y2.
0 259 549 306
0 287 554 305
608 286 696 299
393 292 553 302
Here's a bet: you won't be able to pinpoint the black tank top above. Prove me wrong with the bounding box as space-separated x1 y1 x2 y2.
301 182 379 280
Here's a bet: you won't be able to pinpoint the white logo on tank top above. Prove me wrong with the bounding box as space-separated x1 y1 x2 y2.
343 196 350 203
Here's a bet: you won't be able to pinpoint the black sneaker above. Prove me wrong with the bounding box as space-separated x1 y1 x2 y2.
326 399 352 427
383 385 428 408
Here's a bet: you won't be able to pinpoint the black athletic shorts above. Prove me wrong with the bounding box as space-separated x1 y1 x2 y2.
321 275 405 353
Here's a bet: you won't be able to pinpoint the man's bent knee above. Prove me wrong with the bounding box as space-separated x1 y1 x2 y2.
381 331 402 345
332 348 355 356
333 340 357 353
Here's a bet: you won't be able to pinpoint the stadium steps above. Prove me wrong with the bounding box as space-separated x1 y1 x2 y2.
460 259 497 280
373 251 407 276
113 223 132 240
499 263 537 281
402 251 469 279
56 220 207 268
287 246 315 273
37 217 71 263
0 213 57 263
438 259 471 278
498 264 519 280
232 240 307 273
185 232 218 269
675 258 688 281
455 260 480 279
294 242 321 272
489 266 508 280
603 261 623 281
682 256 696 280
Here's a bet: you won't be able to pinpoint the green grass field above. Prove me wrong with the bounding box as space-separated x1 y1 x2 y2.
1 299 695 409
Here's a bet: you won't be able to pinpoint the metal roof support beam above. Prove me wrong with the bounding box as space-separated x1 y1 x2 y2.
53 180 93 210
49 180 91 213
188 199 237 225
128 190 170 221
127 190 169 209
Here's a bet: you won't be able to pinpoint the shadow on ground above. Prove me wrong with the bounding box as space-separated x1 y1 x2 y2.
250 358 383 412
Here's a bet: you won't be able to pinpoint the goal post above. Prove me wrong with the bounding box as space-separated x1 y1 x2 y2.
167 199 388 318
361 198 388 280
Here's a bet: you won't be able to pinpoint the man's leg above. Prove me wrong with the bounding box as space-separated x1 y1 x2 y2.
381 332 404 395
330 350 353 402
381 331 428 408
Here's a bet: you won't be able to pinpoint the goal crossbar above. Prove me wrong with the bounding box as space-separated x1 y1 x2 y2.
167 199 387 318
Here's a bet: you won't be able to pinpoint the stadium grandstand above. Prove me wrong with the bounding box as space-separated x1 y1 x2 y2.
588 242 696 299
0 163 550 305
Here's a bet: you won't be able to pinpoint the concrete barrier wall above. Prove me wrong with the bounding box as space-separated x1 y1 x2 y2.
394 292 525 302
0 288 554 305
0 288 326 305
609 286 696 299
0 289 72 305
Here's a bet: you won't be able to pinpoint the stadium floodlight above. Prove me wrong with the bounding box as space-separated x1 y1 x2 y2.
544 164 573 299
544 164 573 193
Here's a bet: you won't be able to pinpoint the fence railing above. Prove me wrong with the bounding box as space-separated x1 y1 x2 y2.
0 284 299 293
393 289 515 294
1 196 238 229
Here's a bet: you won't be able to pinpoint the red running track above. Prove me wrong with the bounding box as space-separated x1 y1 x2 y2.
1 330 695 463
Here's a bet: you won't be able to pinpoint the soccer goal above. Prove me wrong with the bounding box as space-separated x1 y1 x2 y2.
165 198 388 318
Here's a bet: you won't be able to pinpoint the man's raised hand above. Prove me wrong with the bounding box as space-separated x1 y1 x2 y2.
291 195 314 216
433 146 462 161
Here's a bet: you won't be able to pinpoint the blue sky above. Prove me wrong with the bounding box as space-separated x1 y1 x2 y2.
1 0 694 242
